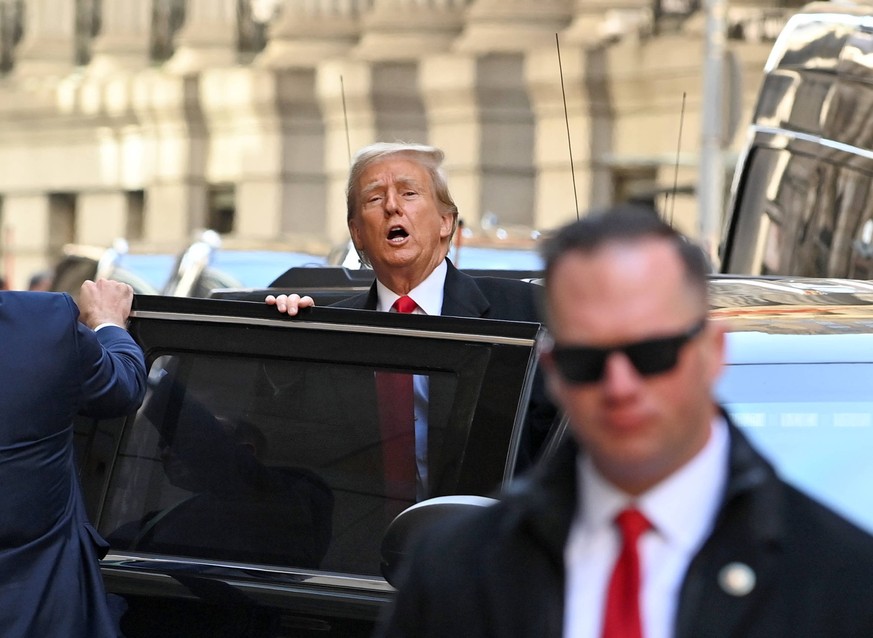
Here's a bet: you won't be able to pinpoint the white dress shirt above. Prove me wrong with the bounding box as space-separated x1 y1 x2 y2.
564 416 730 638
375 260 447 496
93 322 125 332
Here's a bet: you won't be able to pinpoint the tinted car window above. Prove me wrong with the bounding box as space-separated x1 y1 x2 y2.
449 246 543 271
115 254 177 292
208 250 326 289
717 360 873 533
90 301 541 583
100 350 475 576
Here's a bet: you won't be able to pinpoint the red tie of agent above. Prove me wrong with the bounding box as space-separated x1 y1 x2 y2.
602 508 651 638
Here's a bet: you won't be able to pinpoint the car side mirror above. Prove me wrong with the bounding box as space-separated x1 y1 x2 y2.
380 495 497 587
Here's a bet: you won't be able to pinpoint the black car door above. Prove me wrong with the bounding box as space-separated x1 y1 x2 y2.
76 295 545 637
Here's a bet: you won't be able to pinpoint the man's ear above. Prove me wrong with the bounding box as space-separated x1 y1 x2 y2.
705 319 727 383
439 212 456 239
348 219 362 250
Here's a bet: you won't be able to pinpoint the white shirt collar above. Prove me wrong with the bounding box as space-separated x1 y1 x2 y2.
577 415 730 552
375 259 447 315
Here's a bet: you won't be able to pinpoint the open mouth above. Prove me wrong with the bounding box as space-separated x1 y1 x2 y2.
387 226 409 242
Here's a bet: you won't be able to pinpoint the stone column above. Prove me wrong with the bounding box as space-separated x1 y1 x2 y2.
454 0 573 52
133 70 208 242
420 53 536 230
165 0 238 74
525 43 609 230
199 65 329 249
1 194 72 289
603 34 705 235
77 191 129 244
445 0 571 234
354 0 468 61
0 1 23 72
249 2 372 245
14 0 76 76
316 57 429 243
316 60 376 243
88 0 153 76
255 0 369 69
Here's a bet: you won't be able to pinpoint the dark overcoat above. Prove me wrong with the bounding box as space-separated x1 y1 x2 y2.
0 291 146 637
378 416 873 638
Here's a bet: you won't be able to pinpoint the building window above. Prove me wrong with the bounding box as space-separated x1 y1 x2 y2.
75 0 101 66
207 185 235 234
126 190 145 241
0 0 23 74
151 0 186 64
49 193 76 251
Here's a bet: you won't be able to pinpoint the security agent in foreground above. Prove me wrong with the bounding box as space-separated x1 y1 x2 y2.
375 204 873 638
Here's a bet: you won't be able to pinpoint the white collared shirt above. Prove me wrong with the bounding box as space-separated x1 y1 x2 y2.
374 260 448 496
93 322 124 332
564 416 730 638
374 258 447 316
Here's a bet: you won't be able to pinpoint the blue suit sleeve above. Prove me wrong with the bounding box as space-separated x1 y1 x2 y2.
71 296 147 417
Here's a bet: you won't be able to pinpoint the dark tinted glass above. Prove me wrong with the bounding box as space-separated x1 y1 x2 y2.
100 352 466 576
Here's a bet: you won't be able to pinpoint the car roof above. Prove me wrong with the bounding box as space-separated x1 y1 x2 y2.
708 276 873 363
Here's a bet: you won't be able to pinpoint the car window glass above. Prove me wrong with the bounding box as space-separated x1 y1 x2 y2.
115 254 177 293
716 361 873 533
725 148 873 277
449 246 543 271
100 352 470 576
209 251 327 289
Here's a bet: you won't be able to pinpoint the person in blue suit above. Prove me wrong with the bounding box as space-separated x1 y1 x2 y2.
0 279 147 637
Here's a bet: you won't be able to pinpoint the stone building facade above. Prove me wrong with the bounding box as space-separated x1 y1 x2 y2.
0 0 799 287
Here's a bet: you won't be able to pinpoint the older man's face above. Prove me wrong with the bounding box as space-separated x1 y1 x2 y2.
349 156 454 293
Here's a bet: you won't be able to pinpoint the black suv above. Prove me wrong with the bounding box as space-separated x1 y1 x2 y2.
78 295 548 637
76 277 873 636
720 3 873 277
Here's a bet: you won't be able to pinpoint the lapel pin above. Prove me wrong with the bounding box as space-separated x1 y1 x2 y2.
718 562 756 597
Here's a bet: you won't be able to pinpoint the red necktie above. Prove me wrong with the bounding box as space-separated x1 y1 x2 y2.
602 508 651 638
376 296 418 506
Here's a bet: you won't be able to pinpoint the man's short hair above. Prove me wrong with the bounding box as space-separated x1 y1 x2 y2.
541 203 711 300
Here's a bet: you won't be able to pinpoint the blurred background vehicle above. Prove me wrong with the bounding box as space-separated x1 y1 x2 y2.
329 219 544 273
50 231 328 299
711 276 873 534
210 221 545 304
161 231 327 297
51 240 179 298
720 2 873 278
535 276 873 538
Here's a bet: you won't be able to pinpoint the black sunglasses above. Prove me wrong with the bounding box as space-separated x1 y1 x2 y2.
550 318 707 384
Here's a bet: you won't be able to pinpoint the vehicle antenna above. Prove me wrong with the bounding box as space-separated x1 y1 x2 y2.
556 33 580 221
340 75 352 165
667 92 687 227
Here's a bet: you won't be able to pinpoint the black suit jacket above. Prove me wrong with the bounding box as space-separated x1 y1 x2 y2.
378 415 873 638
333 259 556 465
332 258 542 320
